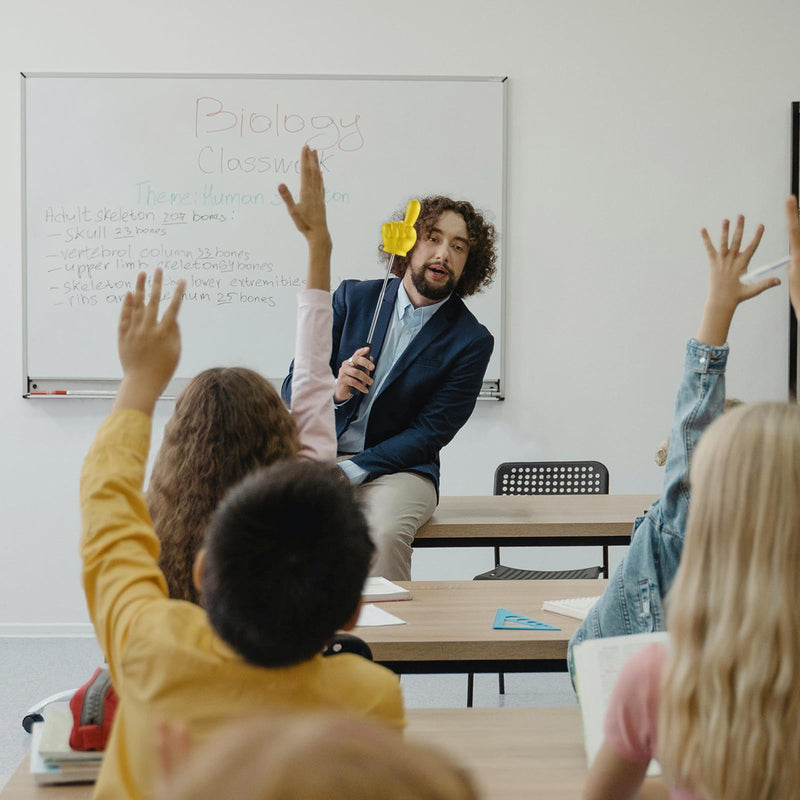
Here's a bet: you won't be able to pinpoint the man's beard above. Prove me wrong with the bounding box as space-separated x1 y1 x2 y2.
409 262 457 301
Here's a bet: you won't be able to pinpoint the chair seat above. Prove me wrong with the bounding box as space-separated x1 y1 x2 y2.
473 564 603 581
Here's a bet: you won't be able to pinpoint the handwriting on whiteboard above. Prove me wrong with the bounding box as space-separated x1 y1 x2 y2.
194 96 364 151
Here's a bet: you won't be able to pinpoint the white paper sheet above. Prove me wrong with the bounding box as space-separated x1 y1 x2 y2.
356 604 407 627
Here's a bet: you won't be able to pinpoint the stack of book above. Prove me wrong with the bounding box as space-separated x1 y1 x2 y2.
30 707 102 785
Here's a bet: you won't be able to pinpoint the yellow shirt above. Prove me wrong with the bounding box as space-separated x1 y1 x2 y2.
81 410 405 800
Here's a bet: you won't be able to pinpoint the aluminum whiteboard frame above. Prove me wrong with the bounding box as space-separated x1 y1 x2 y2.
21 72 507 399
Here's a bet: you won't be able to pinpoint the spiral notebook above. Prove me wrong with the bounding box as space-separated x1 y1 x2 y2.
541 595 600 621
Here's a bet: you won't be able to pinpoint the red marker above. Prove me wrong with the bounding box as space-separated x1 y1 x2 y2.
28 390 112 397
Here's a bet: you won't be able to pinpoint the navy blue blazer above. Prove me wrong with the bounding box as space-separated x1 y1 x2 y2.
281 278 493 494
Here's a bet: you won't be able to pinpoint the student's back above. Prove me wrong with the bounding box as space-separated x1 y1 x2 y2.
82 448 404 798
80 149 404 800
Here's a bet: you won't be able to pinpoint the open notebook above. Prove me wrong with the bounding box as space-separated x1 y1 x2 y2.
572 631 669 777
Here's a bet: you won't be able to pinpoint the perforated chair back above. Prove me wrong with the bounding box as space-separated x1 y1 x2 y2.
468 460 609 707
494 461 609 496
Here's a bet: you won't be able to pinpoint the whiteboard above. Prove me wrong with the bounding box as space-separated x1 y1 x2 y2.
22 74 506 397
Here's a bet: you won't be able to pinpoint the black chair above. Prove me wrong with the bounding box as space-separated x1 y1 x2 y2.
483 460 609 570
323 633 373 660
467 461 607 706
22 688 76 733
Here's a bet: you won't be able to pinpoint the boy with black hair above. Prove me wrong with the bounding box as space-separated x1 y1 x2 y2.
201 460 375 668
80 149 404 800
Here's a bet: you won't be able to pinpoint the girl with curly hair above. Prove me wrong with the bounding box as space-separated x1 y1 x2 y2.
148 147 334 604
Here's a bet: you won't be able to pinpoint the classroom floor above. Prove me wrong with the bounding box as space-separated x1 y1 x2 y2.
0 637 577 789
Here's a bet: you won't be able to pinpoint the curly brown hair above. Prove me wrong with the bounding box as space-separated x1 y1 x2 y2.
147 367 299 605
378 196 497 298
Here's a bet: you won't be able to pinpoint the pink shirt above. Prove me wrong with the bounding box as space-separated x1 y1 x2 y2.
603 643 703 800
290 289 336 462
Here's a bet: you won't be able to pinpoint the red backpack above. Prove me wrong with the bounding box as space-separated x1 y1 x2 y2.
69 667 118 751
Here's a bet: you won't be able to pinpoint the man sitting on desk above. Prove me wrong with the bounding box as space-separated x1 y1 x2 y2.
282 196 497 580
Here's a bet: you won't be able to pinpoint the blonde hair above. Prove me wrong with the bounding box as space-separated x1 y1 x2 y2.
658 402 800 800
654 397 743 466
156 712 478 800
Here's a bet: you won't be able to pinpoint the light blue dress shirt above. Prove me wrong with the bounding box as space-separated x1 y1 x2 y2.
338 282 448 484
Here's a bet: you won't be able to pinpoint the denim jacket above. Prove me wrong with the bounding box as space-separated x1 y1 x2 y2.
569 339 729 669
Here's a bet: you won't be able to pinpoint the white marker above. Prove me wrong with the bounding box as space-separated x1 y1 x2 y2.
740 256 790 285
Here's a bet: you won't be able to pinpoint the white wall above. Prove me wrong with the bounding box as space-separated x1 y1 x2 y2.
1 0 797 628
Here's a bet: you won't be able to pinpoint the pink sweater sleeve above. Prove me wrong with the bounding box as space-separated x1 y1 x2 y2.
603 642 666 764
290 289 336 462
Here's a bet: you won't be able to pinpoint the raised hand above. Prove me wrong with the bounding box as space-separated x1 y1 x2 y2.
278 146 329 242
697 215 778 346
784 196 800 319
278 146 331 291
114 269 185 414
381 199 421 257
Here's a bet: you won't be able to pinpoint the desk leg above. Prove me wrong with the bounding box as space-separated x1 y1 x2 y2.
602 545 609 578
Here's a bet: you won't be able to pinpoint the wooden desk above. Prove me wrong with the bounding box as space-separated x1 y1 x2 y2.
413 494 657 576
357 579 605 675
408 706 586 800
1 582 600 797
0 766 92 799
2 707 586 800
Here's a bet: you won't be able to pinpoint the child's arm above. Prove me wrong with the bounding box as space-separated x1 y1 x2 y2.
81 270 184 674
278 146 331 293
657 215 777 544
582 742 649 800
583 748 669 800
582 220 779 795
114 269 185 415
784 195 800 322
278 146 336 461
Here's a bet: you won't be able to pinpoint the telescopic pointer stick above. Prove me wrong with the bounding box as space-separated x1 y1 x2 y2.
364 199 421 353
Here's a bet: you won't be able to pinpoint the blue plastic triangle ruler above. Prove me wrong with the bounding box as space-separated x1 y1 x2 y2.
493 608 560 631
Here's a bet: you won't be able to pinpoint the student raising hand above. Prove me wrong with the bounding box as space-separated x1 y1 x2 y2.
278 145 331 292
578 208 791 800
697 214 778 346
114 268 185 415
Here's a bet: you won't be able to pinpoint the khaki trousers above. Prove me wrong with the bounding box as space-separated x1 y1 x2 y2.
354 471 437 581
